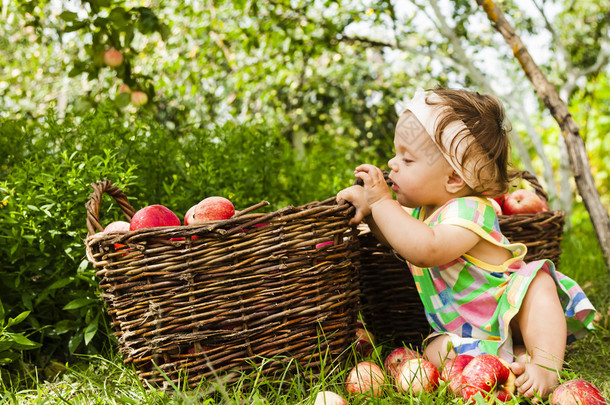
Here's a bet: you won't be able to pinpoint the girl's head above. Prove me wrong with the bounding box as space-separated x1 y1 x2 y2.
400 88 513 197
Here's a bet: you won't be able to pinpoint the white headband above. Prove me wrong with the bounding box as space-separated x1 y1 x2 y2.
402 88 479 190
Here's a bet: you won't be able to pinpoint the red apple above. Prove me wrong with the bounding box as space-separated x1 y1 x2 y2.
460 354 516 402
131 91 148 106
394 358 440 395
493 193 508 208
103 220 130 233
103 48 123 67
184 205 197 225
129 205 181 231
489 198 503 216
440 354 474 395
383 347 420 379
102 220 130 250
191 196 235 224
345 361 385 397
502 189 549 215
550 379 607 405
354 328 375 357
313 391 348 405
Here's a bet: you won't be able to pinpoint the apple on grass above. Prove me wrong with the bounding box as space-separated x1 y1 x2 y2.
190 196 235 225
502 189 549 215
346 361 385 398
103 48 123 67
394 358 440 395
550 379 608 405
354 328 375 357
383 346 420 379
460 354 516 402
439 354 474 395
313 391 347 405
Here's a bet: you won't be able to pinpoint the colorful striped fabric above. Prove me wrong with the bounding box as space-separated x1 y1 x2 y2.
407 197 596 362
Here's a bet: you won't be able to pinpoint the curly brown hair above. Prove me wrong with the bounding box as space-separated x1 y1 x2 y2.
426 87 515 197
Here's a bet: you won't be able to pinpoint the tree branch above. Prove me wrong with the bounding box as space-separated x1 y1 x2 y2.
477 0 610 272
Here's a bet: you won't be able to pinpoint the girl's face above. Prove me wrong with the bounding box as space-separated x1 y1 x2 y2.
387 112 454 210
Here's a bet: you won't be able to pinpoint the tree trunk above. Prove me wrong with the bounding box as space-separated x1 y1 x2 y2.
476 0 610 272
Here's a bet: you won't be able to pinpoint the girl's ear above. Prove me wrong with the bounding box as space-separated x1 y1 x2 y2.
445 170 468 194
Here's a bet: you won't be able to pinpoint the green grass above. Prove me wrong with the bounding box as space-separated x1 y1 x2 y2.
558 205 610 397
1 206 608 404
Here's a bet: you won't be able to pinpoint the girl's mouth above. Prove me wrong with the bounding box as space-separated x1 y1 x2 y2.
390 181 399 192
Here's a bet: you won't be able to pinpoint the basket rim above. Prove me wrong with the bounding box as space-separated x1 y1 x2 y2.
85 180 355 249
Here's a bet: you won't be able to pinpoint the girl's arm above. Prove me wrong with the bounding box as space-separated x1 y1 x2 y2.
351 164 481 268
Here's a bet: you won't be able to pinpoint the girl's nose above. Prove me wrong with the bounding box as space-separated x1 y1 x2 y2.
388 156 397 171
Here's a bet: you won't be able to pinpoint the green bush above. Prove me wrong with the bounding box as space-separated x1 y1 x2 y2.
0 150 138 364
0 106 368 369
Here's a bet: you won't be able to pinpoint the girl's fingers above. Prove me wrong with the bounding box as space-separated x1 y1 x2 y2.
354 164 379 174
355 167 384 188
350 211 364 225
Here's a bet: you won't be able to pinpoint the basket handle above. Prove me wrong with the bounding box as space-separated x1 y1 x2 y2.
86 180 135 237
513 170 549 202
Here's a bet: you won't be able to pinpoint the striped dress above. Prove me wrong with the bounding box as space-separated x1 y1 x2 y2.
407 197 596 362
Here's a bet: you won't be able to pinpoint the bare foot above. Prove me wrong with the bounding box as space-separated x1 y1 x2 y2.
510 357 559 401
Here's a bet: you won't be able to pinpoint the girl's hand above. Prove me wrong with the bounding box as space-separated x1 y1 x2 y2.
354 164 393 208
336 185 370 225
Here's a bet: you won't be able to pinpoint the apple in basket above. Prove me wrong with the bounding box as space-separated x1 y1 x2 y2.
313 391 347 405
384 346 420 379
129 204 181 231
103 220 130 233
394 358 440 395
460 354 516 402
550 379 608 405
346 361 385 397
103 220 130 250
439 354 474 396
183 204 197 225
190 196 235 225
493 193 508 208
502 189 549 215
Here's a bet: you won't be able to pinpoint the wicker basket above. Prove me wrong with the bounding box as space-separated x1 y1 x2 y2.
85 180 360 388
498 171 566 267
357 230 430 348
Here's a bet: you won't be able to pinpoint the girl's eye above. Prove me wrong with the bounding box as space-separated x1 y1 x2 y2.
403 158 413 164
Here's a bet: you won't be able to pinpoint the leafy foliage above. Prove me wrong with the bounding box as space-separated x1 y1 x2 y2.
0 145 138 364
0 301 40 365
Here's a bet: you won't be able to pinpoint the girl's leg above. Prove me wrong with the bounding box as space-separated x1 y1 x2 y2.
423 334 455 368
510 270 566 400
